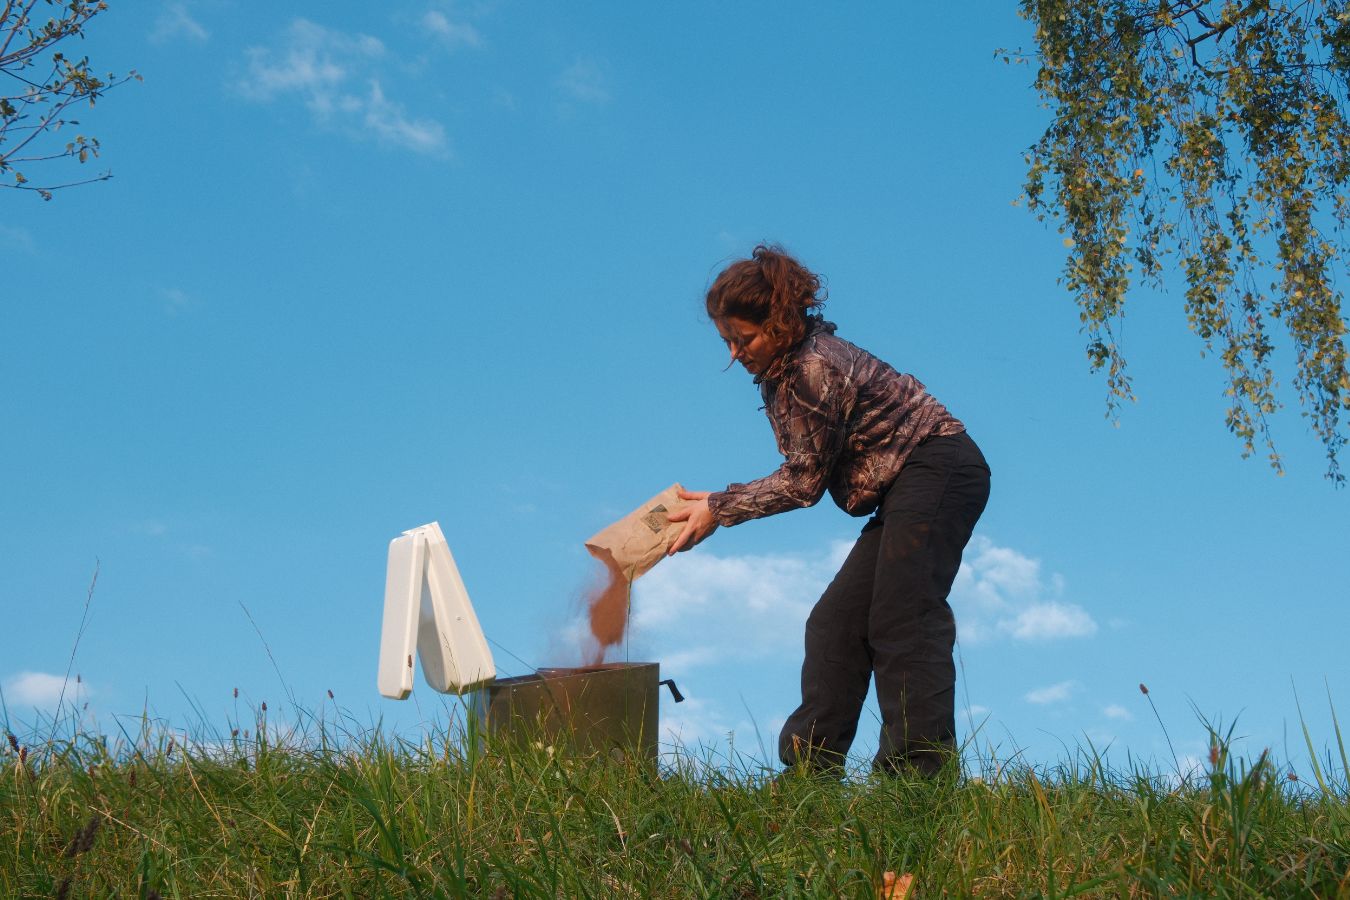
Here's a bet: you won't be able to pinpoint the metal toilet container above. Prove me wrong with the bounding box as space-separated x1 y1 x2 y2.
474 662 678 761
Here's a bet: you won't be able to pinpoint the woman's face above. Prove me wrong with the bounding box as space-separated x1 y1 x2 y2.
715 316 778 376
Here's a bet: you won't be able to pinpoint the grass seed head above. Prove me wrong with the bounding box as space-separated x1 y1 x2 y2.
64 814 101 858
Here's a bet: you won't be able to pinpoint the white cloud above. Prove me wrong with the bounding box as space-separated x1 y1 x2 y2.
661 695 734 749
422 10 482 49
3 671 89 709
240 19 380 103
1025 680 1076 705
151 3 208 44
359 81 448 156
716 231 743 251
239 19 447 157
133 520 169 537
546 613 595 667
160 287 200 316
1171 753 1210 786
950 535 1097 643
0 224 36 254
659 695 784 768
626 542 850 670
556 57 610 105
1103 704 1133 721
620 532 1091 674
659 647 717 672
1005 601 1097 640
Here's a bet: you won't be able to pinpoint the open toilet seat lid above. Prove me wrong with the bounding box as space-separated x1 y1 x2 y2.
377 522 496 699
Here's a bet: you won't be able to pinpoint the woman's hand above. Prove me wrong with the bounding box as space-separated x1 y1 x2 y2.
667 489 718 555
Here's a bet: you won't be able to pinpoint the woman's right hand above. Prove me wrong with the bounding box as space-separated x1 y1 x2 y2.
667 489 718 555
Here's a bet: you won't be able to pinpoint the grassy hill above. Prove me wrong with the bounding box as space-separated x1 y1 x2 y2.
4 710 1349 898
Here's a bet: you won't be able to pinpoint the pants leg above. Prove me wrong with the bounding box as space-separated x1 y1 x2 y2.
777 528 881 770
870 431 990 775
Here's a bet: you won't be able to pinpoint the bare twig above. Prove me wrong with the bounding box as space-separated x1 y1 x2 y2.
237 600 300 713
43 560 100 748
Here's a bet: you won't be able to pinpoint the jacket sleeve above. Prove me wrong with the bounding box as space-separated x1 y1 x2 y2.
706 357 851 527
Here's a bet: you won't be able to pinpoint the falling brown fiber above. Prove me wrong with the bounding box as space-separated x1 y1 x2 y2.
583 547 631 665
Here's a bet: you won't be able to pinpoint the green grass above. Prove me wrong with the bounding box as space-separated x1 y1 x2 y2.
3 706 1349 899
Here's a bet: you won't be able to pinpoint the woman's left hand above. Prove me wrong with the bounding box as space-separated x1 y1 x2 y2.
667 489 718 555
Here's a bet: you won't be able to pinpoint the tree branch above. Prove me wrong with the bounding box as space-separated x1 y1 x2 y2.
0 93 74 163
8 144 97 163
0 169 111 198
0 0 46 61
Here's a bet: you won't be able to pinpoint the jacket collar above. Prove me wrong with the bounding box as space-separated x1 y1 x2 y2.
755 318 837 385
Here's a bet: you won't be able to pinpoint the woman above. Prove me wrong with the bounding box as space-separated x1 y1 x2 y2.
668 245 990 776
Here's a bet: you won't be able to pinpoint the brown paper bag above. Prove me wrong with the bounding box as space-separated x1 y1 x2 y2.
584 483 691 582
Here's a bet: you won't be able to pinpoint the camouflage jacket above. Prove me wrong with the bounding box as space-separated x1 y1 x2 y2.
707 321 964 526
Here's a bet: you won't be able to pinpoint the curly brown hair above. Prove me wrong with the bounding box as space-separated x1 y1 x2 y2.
705 244 827 356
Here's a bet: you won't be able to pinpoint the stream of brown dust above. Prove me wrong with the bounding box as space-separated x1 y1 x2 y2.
582 547 631 665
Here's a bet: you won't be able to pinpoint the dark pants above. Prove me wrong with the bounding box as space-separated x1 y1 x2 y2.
778 431 990 776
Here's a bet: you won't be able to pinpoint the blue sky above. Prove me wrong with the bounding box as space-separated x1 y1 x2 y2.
3 1 1347 777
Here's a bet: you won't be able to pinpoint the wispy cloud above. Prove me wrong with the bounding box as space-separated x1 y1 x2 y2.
239 19 448 157
659 694 783 766
358 81 448 155
2 671 89 710
241 19 381 100
622 532 1091 673
160 287 200 316
1025 680 1076 705
1170 751 1211 786
627 541 851 670
151 3 209 44
950 535 1097 643
1004 601 1096 640
715 231 744 252
1103 703 1133 721
0 224 36 254
422 10 482 49
556 57 610 105
661 695 734 748
132 519 169 537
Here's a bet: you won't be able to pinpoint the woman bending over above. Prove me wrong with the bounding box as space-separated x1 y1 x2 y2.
669 245 991 776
